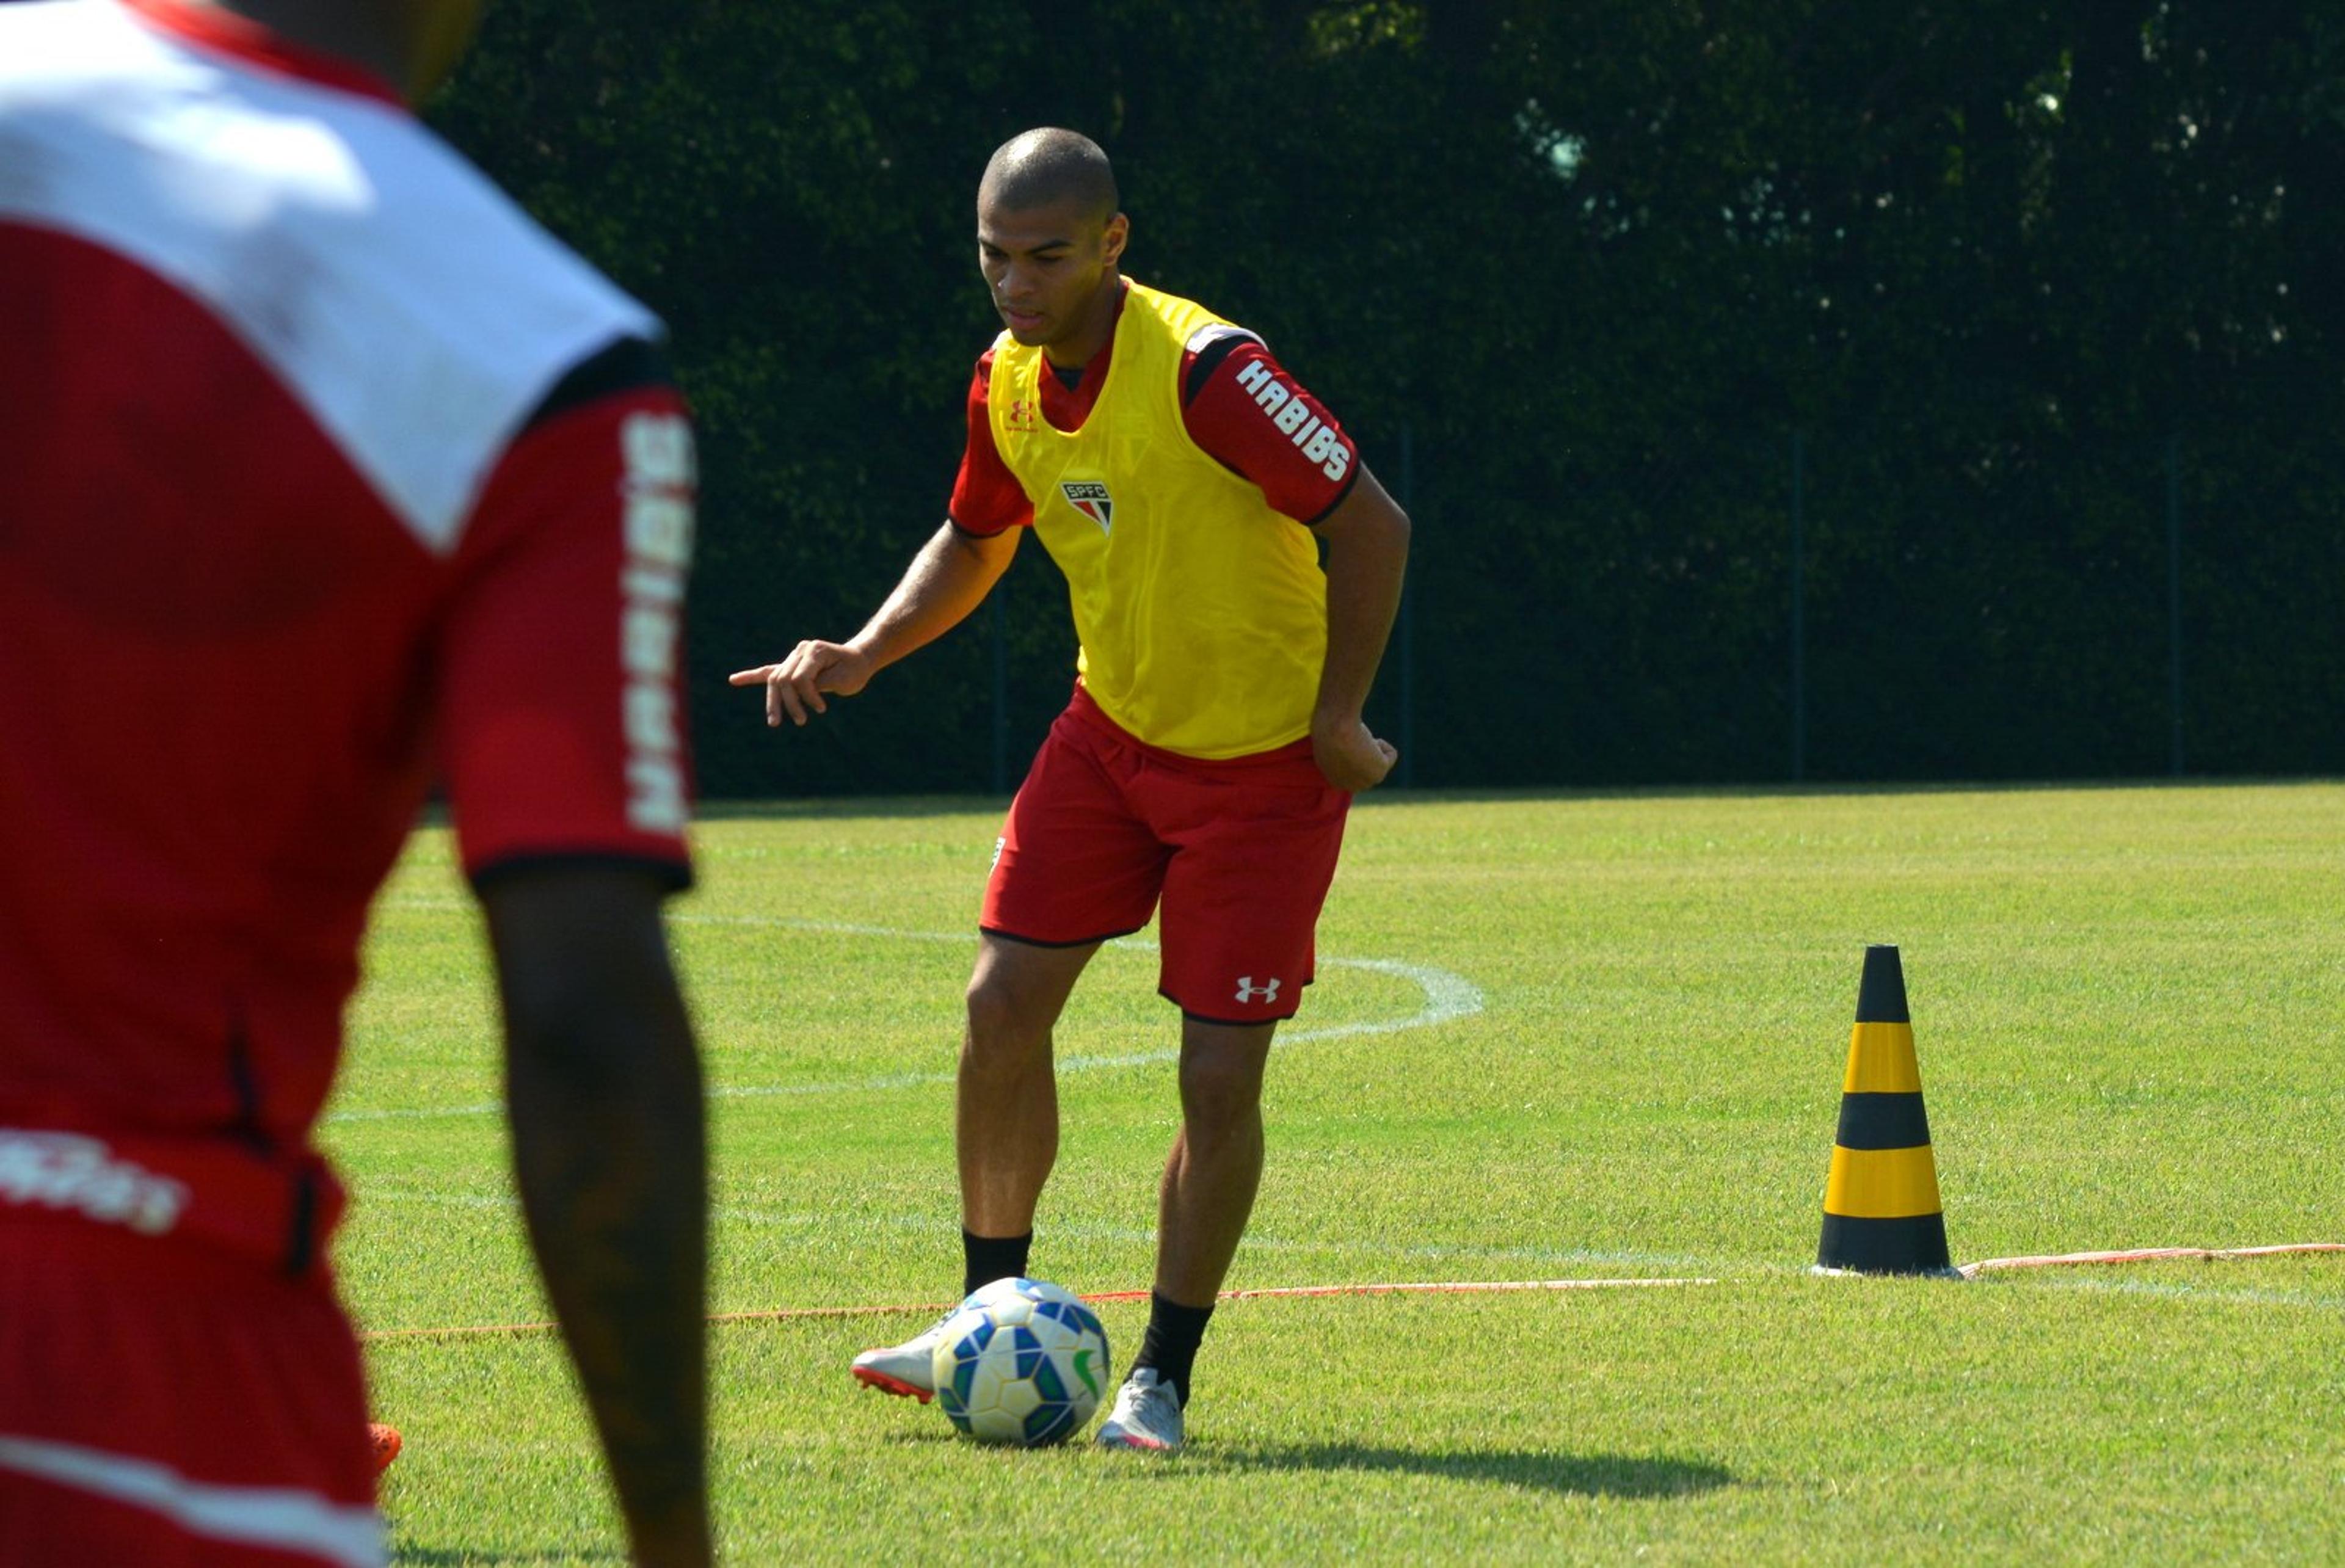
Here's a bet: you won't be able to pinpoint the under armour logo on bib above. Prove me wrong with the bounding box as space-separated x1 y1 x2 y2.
1234 976 1282 1005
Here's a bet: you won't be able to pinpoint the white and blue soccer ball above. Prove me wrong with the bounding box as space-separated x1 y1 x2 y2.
931 1276 1111 1446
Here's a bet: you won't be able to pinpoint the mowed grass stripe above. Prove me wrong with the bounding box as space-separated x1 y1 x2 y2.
332 783 2345 1564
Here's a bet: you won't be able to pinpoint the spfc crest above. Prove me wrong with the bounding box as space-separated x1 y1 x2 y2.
1060 480 1114 534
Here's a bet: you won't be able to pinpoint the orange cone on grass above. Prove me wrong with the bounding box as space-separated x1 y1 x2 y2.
1815 945 1957 1276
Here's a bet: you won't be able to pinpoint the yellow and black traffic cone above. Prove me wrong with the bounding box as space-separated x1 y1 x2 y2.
1815 945 1957 1276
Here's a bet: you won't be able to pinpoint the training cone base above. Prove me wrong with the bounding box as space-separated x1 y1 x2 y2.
1813 945 1957 1277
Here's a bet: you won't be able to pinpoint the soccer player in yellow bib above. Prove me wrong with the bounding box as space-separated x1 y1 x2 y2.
733 127 1408 1452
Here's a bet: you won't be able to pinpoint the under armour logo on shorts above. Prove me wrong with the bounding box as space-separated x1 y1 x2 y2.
1234 976 1282 1005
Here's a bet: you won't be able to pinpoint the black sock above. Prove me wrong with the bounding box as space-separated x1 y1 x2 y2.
961 1229 1032 1299
1132 1290 1215 1407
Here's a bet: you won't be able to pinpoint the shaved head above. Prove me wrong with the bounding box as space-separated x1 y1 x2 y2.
980 128 1119 228
975 128 1129 365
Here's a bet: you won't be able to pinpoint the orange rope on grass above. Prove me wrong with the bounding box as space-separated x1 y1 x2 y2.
358 1244 2345 1343
1957 1241 2345 1279
359 1276 1717 1344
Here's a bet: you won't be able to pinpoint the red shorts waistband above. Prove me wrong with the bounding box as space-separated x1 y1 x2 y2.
0 1125 344 1276
1063 683 1317 776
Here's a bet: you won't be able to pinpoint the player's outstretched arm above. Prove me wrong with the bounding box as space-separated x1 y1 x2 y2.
482 865 712 1568
1310 465 1411 792
730 522 1020 726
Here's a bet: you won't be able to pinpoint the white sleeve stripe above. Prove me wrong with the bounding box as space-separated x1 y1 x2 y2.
1183 322 1265 355
0 3 658 557
0 1434 385 1567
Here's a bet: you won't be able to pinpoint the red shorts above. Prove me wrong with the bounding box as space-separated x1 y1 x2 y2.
0 1204 380 1566
982 687 1351 1023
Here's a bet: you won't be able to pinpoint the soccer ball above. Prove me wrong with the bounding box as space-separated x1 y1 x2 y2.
931 1276 1111 1446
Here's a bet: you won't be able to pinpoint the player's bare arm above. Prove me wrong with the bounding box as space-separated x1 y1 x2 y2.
730 521 1020 726
485 865 712 1568
1309 465 1411 792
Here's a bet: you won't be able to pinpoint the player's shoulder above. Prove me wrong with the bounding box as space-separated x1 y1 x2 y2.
277 112 664 550
1183 321 1267 360
963 333 1014 401
1123 280 1273 383
355 111 658 363
1177 318 1280 411
1122 278 1242 344
0 0 104 92
0 3 659 552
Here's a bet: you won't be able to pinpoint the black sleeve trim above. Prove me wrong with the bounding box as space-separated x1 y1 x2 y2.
1182 330 1254 409
1302 463 1365 529
468 850 694 897
980 923 1145 950
523 335 673 431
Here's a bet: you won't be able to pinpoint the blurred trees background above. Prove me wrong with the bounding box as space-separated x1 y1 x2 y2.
431 1 2344 795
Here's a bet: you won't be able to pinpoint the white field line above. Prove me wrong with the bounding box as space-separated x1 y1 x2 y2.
349 1186 2345 1333
329 909 1484 1125
2015 1274 2345 1313
351 1185 2345 1315
339 903 2345 1315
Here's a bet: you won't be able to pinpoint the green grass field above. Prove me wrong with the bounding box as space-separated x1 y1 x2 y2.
332 782 2345 1564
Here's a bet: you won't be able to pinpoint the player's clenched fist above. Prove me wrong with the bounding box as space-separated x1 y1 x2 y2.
729 639 874 727
1310 714 1399 794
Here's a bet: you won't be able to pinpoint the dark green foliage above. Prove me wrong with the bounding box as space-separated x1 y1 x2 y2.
431 2 2343 791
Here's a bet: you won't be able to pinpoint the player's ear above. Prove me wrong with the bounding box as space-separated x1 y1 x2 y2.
1100 212 1129 267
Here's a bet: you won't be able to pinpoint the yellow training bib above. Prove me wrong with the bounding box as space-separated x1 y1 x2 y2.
987 280 1328 758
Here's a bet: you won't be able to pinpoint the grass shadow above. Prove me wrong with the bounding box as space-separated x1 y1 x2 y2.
1190 1442 1732 1499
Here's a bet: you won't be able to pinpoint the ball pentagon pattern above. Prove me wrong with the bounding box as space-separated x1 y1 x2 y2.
931 1277 1111 1446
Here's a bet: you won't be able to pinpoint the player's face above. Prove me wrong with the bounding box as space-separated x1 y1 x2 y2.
977 195 1128 357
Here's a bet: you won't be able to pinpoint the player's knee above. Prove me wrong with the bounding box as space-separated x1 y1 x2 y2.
1176 1049 1267 1128
962 975 1052 1067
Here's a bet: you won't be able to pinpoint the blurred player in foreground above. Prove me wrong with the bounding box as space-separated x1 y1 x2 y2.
733 128 1409 1453
0 1 711 1562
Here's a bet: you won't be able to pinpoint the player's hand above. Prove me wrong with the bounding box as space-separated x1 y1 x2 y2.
1310 713 1398 793
729 640 875 727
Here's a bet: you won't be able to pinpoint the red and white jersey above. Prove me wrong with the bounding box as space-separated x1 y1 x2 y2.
0 0 696 1151
948 281 1361 535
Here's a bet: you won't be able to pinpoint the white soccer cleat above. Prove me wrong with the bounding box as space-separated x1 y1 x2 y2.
850 1311 958 1403
1094 1367 1184 1452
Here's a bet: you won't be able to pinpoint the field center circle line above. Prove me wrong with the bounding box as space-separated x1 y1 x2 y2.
328 907 1483 1123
